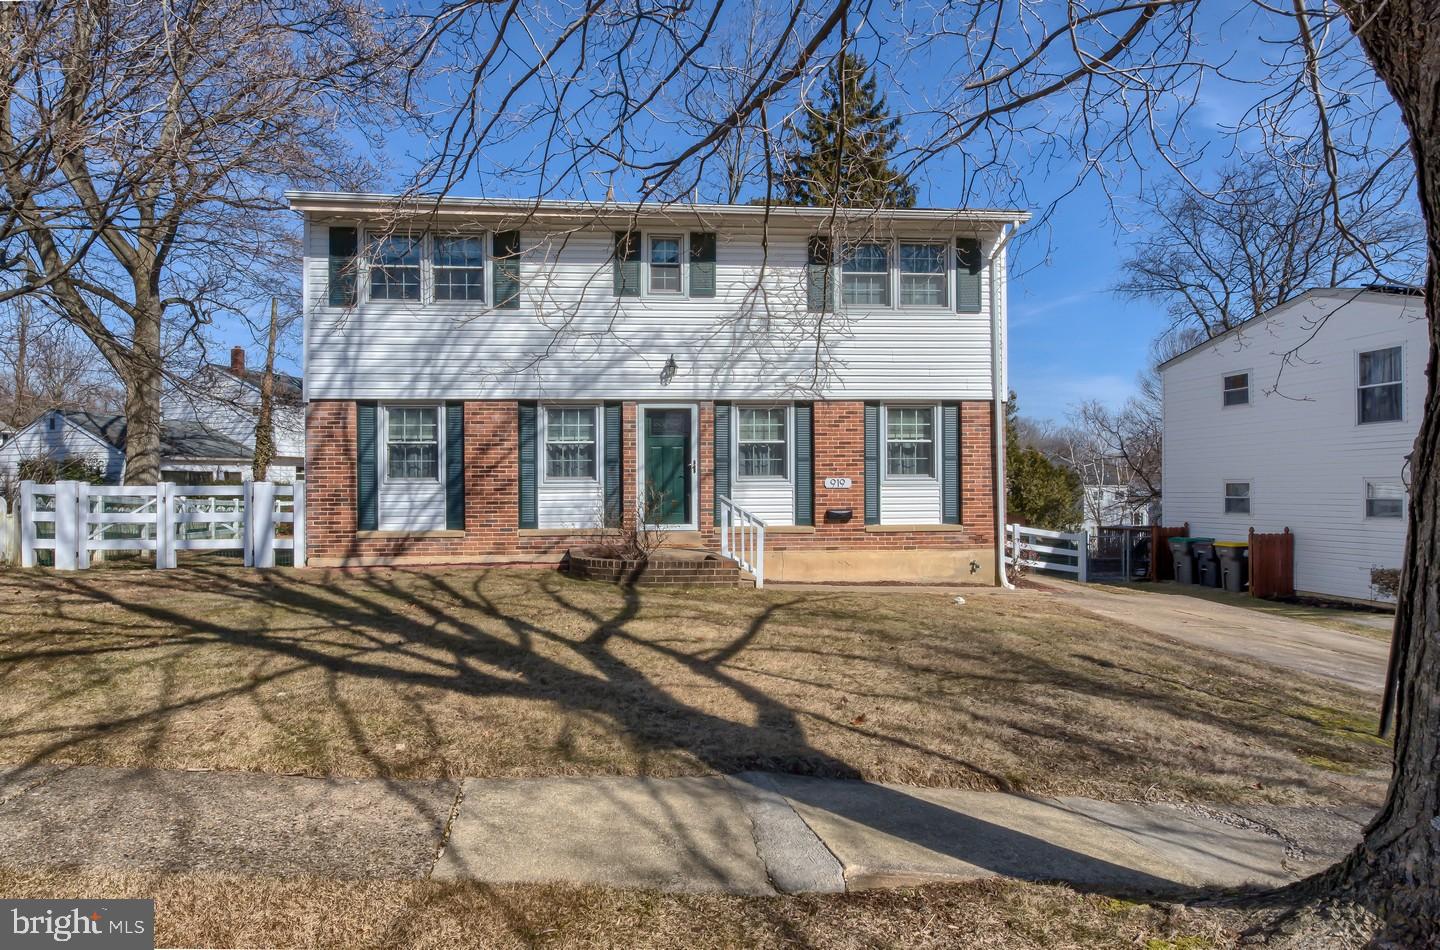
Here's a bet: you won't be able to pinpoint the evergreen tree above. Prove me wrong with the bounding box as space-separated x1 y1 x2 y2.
1006 395 1083 531
781 54 917 208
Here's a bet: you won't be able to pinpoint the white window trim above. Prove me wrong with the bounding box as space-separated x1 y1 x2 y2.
540 403 602 485
1355 343 1406 426
644 231 687 298
1362 477 1406 521
432 231 489 305
733 403 793 483
1221 369 1252 409
1222 479 1252 516
361 228 492 305
882 403 941 482
896 238 951 310
379 402 446 485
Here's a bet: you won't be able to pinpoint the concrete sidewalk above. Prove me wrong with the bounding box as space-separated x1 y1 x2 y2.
0 764 1365 896
1034 579 1389 692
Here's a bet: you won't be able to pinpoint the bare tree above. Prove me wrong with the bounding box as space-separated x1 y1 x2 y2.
0 299 119 428
0 0 407 483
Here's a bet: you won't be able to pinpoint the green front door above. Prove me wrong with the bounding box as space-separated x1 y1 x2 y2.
644 409 692 525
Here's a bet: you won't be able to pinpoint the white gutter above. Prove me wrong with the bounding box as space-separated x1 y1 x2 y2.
989 219 1024 589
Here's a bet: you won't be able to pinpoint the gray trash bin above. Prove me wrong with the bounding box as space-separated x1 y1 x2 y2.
1216 542 1249 593
1192 540 1221 588
1167 537 1197 585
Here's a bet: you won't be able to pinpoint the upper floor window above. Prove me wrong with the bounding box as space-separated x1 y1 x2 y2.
1222 372 1250 407
1365 481 1405 519
434 235 486 301
370 234 422 301
842 243 890 307
1358 346 1403 424
649 235 682 294
886 406 935 477
386 406 439 480
899 242 947 307
544 406 598 480
737 406 787 479
1224 481 1250 515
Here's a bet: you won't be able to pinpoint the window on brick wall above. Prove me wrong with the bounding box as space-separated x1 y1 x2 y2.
385 406 440 480
544 405 598 480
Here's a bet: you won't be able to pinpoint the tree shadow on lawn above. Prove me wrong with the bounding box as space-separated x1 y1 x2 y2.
0 567 1379 903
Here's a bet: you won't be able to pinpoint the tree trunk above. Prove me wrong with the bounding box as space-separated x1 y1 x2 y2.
252 298 278 481
1323 3 1439 943
120 311 164 486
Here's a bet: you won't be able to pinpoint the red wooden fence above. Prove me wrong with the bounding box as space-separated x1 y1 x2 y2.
1248 527 1295 599
1148 523 1191 581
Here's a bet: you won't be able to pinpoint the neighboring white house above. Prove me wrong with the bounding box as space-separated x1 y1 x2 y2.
1159 286 1426 603
162 347 306 482
1079 479 1152 538
0 409 254 484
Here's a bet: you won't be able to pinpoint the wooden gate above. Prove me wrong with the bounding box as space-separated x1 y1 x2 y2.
1248 527 1295 598
1148 523 1190 581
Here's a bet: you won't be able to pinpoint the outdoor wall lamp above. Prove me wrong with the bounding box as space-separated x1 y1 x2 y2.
660 354 678 386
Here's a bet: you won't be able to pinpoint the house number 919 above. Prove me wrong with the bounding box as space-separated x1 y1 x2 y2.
823 477 852 489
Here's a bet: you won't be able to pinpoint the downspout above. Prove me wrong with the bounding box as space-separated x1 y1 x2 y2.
989 218 1024 589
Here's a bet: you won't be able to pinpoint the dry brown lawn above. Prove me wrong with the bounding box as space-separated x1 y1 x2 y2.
0 566 1389 805
0 866 1243 950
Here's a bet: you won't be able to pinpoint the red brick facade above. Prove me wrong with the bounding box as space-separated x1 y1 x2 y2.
305 399 996 573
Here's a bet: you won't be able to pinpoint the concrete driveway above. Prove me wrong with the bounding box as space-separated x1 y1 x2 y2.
1035 579 1390 693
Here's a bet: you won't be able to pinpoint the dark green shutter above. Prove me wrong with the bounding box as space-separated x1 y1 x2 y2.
956 238 982 313
356 401 378 530
604 402 623 527
864 403 881 525
689 232 716 298
712 402 731 525
613 231 640 297
807 237 833 312
941 403 960 525
328 226 358 307
445 402 465 530
493 230 521 309
793 402 814 526
518 402 538 529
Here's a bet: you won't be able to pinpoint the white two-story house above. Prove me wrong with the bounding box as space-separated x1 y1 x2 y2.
291 193 1026 583
1159 286 1427 603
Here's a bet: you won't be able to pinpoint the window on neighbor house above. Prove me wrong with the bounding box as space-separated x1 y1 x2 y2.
899 242 947 307
385 406 439 480
1365 481 1405 519
737 407 787 479
433 234 486 301
1224 481 1251 515
1358 346 1403 424
545 406 598 480
1222 372 1250 407
369 233 423 301
886 406 935 477
649 235 682 294
841 243 890 307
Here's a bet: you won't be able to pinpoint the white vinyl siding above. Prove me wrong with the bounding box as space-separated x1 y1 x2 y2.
378 403 446 531
731 404 794 525
0 412 122 482
538 404 604 529
1161 290 1425 602
881 404 941 524
304 222 1002 401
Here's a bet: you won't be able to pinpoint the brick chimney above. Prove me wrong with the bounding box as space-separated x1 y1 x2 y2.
230 346 246 376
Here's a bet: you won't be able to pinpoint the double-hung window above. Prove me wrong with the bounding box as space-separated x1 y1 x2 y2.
737 406 787 478
1358 346 1403 424
1222 373 1250 407
649 235 682 294
899 242 947 307
1224 481 1250 515
886 406 935 477
370 233 422 301
1365 481 1405 519
386 406 439 480
545 406 598 480
841 243 890 307
434 234 486 301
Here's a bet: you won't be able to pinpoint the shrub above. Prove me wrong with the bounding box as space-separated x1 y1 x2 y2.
1370 567 1401 601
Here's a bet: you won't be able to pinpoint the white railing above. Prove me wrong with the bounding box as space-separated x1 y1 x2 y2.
718 496 767 588
0 496 16 565
1005 523 1089 583
18 479 305 571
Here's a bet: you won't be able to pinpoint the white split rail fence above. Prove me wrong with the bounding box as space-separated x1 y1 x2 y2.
717 495 767 588
17 480 305 570
1004 522 1088 583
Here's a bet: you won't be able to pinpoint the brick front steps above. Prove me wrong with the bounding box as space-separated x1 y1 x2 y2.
566 548 747 587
